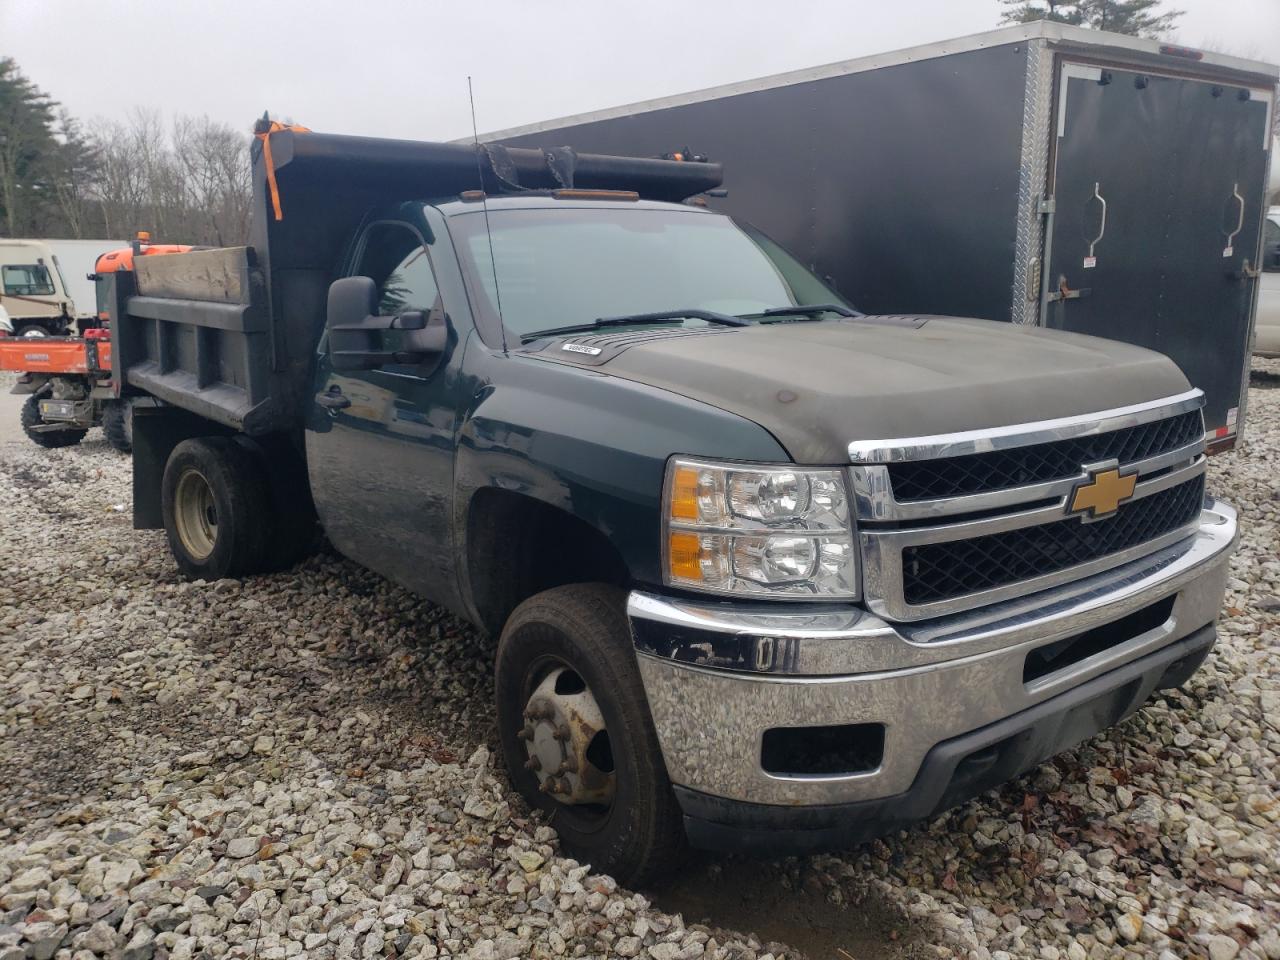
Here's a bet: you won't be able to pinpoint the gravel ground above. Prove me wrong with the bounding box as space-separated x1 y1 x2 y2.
1 364 1277 960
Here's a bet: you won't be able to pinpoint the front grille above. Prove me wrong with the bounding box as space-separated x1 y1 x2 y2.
901 475 1205 606
887 409 1203 501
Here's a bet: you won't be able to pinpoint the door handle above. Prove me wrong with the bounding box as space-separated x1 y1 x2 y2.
1084 182 1106 267
316 389 351 410
1223 183 1244 257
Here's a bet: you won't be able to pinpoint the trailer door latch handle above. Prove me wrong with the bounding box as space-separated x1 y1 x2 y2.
1222 183 1244 258
1047 277 1091 303
1086 182 1107 262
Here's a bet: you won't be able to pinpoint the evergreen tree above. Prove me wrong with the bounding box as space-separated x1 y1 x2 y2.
999 0 1183 38
0 57 59 235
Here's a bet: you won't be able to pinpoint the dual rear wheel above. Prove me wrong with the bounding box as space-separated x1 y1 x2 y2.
161 437 316 580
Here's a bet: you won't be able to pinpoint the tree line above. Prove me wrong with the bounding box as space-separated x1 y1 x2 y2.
0 57 251 245
999 0 1182 36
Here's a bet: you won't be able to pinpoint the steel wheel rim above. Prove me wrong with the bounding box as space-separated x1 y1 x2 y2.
174 469 217 560
518 657 617 822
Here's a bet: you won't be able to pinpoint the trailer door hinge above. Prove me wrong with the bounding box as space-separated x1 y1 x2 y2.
1038 196 1056 214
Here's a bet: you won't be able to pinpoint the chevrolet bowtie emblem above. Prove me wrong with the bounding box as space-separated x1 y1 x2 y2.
1069 464 1137 520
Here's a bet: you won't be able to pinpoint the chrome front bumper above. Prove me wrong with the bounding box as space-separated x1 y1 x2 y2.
628 499 1236 808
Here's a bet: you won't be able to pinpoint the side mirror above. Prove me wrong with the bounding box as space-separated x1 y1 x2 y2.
327 277 443 370
327 276 377 332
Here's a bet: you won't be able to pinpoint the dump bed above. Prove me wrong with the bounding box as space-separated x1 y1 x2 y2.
108 126 722 435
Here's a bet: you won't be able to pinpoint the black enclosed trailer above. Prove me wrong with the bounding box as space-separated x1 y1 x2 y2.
484 22 1277 449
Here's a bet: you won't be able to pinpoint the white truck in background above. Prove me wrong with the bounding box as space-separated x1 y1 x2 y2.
1256 205 1280 358
0 238 124 336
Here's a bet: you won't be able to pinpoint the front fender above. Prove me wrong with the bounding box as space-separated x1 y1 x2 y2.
453 349 788 615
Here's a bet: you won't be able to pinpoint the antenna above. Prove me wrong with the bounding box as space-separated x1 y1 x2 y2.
468 76 508 356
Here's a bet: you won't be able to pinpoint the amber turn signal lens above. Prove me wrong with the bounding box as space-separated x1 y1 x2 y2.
669 466 701 521
668 531 703 581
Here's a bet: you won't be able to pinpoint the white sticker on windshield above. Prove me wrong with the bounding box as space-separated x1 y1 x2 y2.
1083 256 1097 269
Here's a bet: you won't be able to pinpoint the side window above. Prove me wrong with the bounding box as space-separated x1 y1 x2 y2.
357 222 442 319
3 264 56 296
354 222 444 374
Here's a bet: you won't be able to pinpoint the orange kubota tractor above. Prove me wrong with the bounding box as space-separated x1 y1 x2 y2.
0 234 189 451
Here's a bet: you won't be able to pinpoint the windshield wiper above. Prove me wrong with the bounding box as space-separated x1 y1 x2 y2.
751 303 861 320
519 309 748 343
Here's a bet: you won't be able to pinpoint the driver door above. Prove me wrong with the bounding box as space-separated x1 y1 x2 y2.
306 218 464 607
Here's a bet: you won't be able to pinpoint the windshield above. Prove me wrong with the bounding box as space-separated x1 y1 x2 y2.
448 206 849 340
2 263 56 297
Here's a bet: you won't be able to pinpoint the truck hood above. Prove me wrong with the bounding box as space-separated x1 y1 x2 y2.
530 316 1192 464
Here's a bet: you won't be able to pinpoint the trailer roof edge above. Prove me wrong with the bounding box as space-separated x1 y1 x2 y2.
473 22 1279 145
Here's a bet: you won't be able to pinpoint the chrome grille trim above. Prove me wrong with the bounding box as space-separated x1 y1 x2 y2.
862 456 1204 551
851 437 1205 522
861 497 1204 622
848 390 1211 622
846 389 1204 464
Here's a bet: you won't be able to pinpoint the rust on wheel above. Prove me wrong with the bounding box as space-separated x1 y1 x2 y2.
517 665 616 807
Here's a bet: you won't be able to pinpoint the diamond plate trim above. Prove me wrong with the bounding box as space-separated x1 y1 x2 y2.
1010 39 1056 326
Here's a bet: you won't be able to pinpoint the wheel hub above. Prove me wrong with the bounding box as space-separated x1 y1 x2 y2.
518 667 615 806
174 470 217 560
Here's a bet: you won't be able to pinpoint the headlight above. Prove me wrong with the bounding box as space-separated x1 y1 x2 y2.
663 457 857 599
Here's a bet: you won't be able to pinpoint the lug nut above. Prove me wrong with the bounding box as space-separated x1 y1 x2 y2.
524 756 541 771
553 724 570 742
516 724 535 741
557 758 577 774
539 780 554 793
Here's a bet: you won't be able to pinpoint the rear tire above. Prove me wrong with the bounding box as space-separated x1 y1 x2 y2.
496 583 687 885
20 394 87 448
102 400 132 453
15 324 50 338
161 437 270 580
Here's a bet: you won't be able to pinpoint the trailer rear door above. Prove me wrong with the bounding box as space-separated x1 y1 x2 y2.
1044 61 1273 441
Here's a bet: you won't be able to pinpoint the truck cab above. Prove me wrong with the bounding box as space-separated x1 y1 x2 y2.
0 239 76 336
109 127 1237 885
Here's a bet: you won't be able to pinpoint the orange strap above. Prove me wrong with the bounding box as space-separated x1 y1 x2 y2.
255 121 311 221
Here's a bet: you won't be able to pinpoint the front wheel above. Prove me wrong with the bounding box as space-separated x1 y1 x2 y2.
161 437 270 580
496 584 686 885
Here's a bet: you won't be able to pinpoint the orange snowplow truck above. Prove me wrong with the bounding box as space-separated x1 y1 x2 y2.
0 234 189 451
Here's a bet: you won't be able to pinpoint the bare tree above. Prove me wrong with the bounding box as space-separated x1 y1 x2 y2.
48 110 98 238
87 110 253 246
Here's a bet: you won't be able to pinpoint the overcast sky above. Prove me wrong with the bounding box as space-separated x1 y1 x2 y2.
3 0 1277 141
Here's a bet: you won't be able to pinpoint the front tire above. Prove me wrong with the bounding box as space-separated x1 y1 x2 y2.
20 394 87 448
161 437 270 580
496 583 686 885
